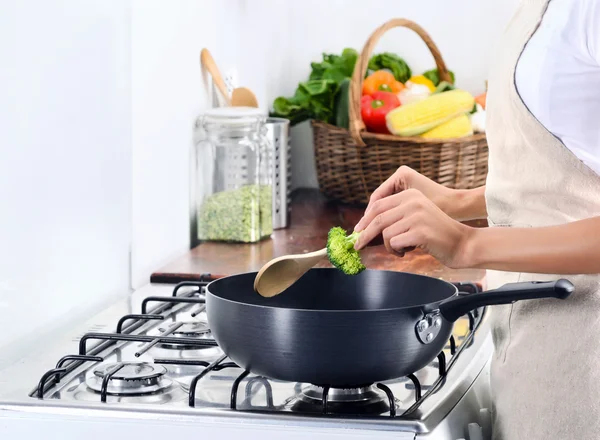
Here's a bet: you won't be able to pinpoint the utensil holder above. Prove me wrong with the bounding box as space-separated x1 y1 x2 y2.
265 117 291 229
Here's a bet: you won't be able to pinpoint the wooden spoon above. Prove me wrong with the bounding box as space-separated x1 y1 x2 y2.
200 48 231 105
253 234 409 298
253 248 327 298
200 49 259 108
231 87 259 107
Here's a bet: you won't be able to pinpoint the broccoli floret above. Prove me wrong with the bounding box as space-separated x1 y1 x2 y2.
326 227 366 275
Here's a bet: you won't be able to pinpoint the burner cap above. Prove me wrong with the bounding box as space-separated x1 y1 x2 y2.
291 385 391 415
170 321 211 337
87 362 172 396
158 321 213 349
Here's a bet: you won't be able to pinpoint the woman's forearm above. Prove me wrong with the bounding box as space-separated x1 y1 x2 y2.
445 186 487 221
464 216 600 274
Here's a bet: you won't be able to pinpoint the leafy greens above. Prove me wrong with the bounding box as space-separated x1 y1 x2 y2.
367 52 412 83
271 48 358 126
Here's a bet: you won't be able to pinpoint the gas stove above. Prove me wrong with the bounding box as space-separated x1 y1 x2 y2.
0 276 493 440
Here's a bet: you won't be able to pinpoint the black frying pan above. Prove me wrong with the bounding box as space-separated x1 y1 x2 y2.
206 269 573 387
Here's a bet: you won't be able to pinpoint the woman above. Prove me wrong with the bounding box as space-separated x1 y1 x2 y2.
354 0 600 438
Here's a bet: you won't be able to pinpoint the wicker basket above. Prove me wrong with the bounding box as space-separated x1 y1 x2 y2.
312 18 488 206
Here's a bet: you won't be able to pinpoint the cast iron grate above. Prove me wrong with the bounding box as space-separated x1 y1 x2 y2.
34 277 212 399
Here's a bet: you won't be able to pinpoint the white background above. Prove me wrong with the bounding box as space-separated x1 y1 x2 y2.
0 0 519 362
0 0 132 366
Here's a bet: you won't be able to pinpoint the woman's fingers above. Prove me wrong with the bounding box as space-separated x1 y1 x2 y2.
365 173 401 215
354 204 405 250
356 187 423 232
364 166 415 215
355 192 403 232
355 189 425 249
390 231 422 253
382 220 411 254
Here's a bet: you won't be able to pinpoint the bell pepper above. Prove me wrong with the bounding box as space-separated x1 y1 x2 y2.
361 91 401 134
475 92 487 109
362 70 405 96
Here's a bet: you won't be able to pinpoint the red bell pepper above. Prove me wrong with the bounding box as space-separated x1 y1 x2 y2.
360 91 401 134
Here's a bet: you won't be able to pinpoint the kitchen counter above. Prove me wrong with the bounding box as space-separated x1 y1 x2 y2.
151 189 487 286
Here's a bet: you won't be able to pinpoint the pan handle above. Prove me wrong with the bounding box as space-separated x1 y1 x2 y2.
437 279 574 322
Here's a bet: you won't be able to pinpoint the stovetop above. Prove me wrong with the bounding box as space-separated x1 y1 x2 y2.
0 276 493 437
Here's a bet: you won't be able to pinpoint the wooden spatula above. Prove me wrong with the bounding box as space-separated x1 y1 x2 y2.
200 49 231 105
253 248 328 298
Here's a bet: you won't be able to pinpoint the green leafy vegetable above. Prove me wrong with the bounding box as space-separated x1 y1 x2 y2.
432 80 456 94
270 48 358 126
367 53 412 83
309 48 358 83
271 97 310 126
198 185 272 243
273 80 339 125
422 68 456 87
326 227 365 275
334 78 351 129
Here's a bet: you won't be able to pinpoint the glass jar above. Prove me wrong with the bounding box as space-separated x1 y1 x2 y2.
194 107 272 243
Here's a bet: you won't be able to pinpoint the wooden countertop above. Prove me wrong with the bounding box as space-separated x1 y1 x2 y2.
151 189 487 286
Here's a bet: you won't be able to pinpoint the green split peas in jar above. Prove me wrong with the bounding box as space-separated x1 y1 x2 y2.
194 107 273 243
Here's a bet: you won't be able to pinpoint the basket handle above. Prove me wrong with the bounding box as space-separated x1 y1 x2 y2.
349 19 452 147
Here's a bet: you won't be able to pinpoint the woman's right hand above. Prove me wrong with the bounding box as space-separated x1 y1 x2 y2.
356 166 487 225
364 166 456 216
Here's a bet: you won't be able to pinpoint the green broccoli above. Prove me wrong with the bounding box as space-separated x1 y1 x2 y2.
326 226 366 275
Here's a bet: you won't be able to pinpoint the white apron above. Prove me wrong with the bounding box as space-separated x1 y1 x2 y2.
485 0 600 439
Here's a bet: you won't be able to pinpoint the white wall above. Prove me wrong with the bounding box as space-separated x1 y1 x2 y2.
0 0 132 364
129 0 520 287
130 0 242 288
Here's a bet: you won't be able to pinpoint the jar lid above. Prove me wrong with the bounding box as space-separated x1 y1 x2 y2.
203 106 267 127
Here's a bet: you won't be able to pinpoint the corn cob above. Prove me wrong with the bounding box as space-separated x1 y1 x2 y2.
385 89 475 137
420 113 473 139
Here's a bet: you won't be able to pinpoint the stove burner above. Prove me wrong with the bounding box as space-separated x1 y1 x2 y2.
87 362 172 396
158 321 212 349
291 385 391 415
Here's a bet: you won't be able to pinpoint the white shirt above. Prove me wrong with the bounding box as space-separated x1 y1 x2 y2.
515 0 600 175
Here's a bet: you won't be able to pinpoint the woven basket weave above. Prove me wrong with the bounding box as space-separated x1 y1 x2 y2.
312 18 489 206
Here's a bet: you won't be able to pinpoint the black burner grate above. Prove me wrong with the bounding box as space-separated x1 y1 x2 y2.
34 278 212 399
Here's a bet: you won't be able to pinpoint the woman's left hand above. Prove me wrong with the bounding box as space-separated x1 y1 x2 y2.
353 188 473 268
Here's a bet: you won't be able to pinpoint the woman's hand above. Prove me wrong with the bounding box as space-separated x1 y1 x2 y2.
365 166 487 221
354 188 474 268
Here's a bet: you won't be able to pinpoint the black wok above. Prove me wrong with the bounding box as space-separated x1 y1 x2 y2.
206 269 573 387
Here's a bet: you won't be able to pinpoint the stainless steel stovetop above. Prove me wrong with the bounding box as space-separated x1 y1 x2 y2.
0 277 493 440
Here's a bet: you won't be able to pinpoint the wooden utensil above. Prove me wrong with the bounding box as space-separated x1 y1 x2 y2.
200 48 259 108
200 48 231 105
254 248 327 297
253 234 410 298
231 87 259 107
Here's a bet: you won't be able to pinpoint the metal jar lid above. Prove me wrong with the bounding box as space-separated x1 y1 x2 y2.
202 106 267 128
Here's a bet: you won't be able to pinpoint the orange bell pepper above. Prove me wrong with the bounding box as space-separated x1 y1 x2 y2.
363 70 405 96
475 92 487 109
